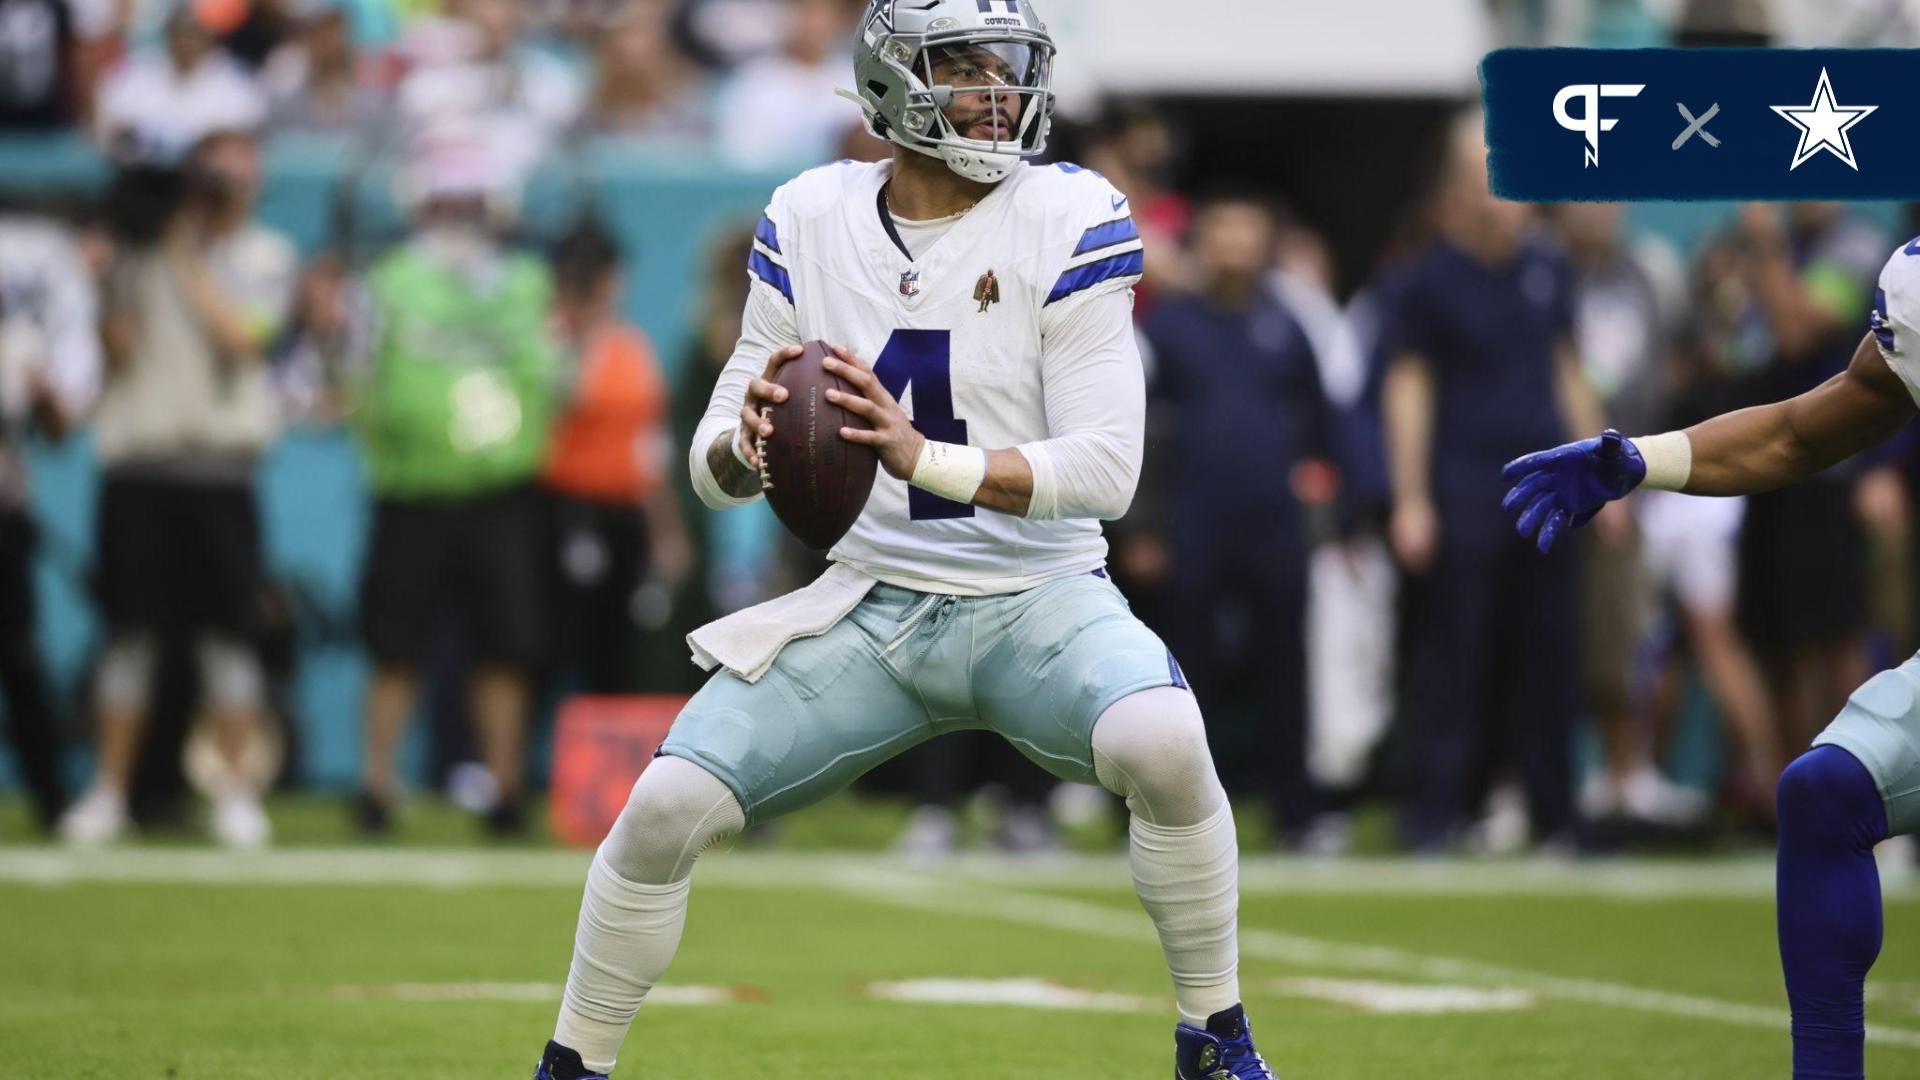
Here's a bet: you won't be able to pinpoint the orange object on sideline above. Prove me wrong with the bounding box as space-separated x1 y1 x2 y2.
544 324 669 504
548 695 685 847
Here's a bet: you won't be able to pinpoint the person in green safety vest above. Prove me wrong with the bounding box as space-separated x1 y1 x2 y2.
347 145 559 836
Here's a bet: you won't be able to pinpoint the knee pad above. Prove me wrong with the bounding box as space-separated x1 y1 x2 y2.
1778 746 1888 852
1091 686 1224 827
599 755 746 885
96 634 157 713
197 636 265 713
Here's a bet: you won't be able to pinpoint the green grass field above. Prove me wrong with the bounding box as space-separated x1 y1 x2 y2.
8 802 1920 1078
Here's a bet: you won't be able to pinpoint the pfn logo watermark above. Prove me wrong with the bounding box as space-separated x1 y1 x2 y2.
1553 83 1645 167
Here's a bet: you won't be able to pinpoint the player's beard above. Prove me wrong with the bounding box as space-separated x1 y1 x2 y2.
955 100 1019 144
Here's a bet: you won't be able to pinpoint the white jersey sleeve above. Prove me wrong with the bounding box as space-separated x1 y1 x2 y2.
689 202 802 510
1012 168 1148 521
1017 287 1145 521
1037 168 1146 315
1872 240 1920 406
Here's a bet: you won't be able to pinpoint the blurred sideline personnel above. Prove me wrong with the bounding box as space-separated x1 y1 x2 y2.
350 146 558 835
1142 191 1336 847
1730 204 1894 766
542 221 691 694
0 207 102 834
533 1 1279 1078
1503 232 1920 1080
1384 113 1607 852
62 130 294 849
1551 201 1725 827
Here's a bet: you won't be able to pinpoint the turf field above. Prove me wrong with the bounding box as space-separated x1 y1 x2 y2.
8 830 1920 1079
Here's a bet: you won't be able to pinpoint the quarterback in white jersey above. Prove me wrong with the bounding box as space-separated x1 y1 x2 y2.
691 155 1147 594
1502 230 1920 1078
532 2 1278 1078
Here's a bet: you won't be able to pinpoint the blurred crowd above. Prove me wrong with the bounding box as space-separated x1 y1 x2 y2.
3 0 1920 857
2 0 879 166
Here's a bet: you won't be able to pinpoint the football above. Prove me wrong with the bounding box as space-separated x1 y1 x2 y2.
759 340 879 551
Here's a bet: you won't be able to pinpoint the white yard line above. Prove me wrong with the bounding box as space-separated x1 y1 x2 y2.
3 847 1907 900
866 978 1160 1013
329 983 750 1005
816 865 1920 1052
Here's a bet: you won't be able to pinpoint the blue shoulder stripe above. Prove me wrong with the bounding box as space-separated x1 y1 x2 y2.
1073 216 1140 257
1046 249 1144 306
748 249 794 304
755 214 782 255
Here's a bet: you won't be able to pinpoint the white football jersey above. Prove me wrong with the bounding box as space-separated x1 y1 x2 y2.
1874 237 1920 405
699 159 1148 596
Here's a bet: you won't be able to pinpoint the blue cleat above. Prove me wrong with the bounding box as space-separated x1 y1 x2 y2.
1175 1004 1278 1079
533 1040 608 1080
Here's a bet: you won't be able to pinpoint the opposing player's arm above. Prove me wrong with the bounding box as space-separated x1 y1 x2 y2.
1681 331 1914 495
1503 332 1916 552
825 287 1145 520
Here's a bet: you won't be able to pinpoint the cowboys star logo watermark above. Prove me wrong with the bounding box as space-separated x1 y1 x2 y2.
1771 67 1877 171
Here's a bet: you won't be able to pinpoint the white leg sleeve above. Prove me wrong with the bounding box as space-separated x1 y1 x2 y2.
196 634 266 713
1091 686 1241 1026
96 633 157 714
554 756 744 1073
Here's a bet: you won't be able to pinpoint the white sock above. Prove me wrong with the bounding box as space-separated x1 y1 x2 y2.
1129 802 1242 1026
554 853 692 1073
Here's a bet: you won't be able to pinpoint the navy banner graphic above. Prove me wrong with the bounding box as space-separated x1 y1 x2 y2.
1483 48 1920 200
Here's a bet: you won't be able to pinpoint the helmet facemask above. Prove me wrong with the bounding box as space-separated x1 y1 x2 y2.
853 7 1057 184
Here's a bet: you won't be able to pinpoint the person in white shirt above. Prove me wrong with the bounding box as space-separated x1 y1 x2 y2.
529 3 1280 1079
395 0 584 181
94 2 266 161
59 130 294 851
713 0 861 168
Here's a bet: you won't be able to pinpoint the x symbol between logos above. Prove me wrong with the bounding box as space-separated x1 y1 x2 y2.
1673 102 1721 149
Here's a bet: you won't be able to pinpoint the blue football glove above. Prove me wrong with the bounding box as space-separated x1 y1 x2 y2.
1499 429 1646 553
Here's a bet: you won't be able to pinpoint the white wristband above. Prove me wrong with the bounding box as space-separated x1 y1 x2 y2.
1631 431 1693 491
910 440 988 504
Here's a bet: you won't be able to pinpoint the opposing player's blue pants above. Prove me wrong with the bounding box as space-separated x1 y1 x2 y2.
1778 745 1887 1080
1777 653 1920 1080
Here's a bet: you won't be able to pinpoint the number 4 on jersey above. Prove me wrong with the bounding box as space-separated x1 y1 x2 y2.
873 329 974 521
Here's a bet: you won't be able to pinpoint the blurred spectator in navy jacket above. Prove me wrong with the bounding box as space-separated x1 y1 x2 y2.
1139 190 1339 845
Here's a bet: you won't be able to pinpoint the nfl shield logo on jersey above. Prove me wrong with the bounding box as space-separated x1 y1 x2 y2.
899 269 922 298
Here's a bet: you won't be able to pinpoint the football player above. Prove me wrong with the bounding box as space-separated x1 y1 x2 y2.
1502 235 1920 1080
531 2 1278 1078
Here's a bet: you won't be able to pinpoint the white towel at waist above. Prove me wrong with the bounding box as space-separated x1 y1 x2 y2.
686 562 879 684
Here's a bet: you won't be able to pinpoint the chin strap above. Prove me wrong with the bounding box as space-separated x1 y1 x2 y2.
834 86 877 116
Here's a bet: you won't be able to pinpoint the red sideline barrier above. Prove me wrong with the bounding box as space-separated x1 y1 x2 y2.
548 695 686 847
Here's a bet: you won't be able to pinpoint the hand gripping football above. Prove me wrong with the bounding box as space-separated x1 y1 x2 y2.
758 340 879 551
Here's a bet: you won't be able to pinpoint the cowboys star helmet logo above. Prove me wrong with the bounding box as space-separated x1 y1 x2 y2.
875 0 896 30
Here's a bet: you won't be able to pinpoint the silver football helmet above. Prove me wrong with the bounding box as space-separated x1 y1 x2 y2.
848 0 1057 183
